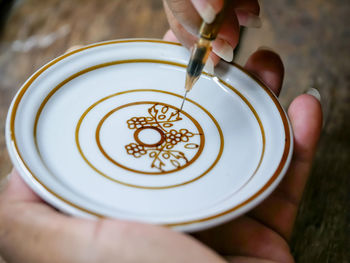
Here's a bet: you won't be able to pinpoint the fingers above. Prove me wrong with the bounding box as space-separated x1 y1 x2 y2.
164 0 239 60
278 93 322 204
288 94 323 163
1 174 223 262
244 48 284 96
0 199 224 263
164 0 260 33
232 0 261 28
0 169 42 203
163 0 201 35
191 0 261 25
163 29 180 43
65 45 83 53
195 93 322 260
194 216 293 263
163 0 260 62
163 1 198 48
162 28 219 73
163 3 220 69
248 93 322 241
212 11 239 61
191 0 224 24
235 9 262 28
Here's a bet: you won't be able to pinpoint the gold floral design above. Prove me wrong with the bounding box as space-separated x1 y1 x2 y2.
125 104 201 172
125 143 147 158
165 129 195 145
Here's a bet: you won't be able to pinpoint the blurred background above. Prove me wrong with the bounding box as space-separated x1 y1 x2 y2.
0 0 349 262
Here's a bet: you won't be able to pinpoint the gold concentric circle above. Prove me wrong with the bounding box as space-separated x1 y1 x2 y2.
75 94 220 189
133 126 165 148
92 101 205 175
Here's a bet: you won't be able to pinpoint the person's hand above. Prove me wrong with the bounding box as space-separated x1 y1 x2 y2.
0 169 226 263
163 23 322 261
163 0 262 69
0 49 322 263
163 4 321 260
0 47 225 263
193 50 322 263
0 39 322 263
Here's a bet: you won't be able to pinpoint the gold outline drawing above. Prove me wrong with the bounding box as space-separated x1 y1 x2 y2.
75 93 217 189
94 101 204 174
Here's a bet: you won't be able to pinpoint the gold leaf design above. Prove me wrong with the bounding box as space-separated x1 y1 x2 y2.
167 111 181 122
170 159 181 168
184 143 199 149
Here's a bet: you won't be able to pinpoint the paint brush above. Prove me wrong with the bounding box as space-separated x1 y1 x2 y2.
180 1 227 111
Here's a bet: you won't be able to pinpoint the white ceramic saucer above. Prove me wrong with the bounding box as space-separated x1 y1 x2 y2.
6 39 293 232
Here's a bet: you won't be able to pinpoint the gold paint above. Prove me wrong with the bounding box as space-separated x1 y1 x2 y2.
8 39 289 225
93 101 205 176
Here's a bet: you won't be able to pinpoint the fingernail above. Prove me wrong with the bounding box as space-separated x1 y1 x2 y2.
257 46 276 52
191 0 216 24
204 56 214 74
212 38 234 62
241 13 262 28
0 170 14 191
65 45 83 53
305 88 321 102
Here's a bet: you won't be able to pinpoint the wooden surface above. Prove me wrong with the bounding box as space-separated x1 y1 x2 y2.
0 0 349 262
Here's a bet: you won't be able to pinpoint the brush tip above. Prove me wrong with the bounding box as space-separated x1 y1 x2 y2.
179 90 188 111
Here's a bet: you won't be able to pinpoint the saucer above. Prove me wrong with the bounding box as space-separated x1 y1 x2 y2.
6 39 293 232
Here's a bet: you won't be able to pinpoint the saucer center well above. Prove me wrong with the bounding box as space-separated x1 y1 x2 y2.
134 126 165 147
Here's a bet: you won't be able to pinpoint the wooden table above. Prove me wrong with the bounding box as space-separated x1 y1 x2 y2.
0 0 348 261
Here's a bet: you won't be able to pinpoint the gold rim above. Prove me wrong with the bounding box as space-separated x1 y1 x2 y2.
9 39 289 226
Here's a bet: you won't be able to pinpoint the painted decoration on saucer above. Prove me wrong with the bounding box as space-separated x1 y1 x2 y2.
123 103 202 173
96 102 204 174
6 39 293 232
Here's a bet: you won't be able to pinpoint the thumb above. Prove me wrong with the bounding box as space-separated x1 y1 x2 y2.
1 169 42 203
